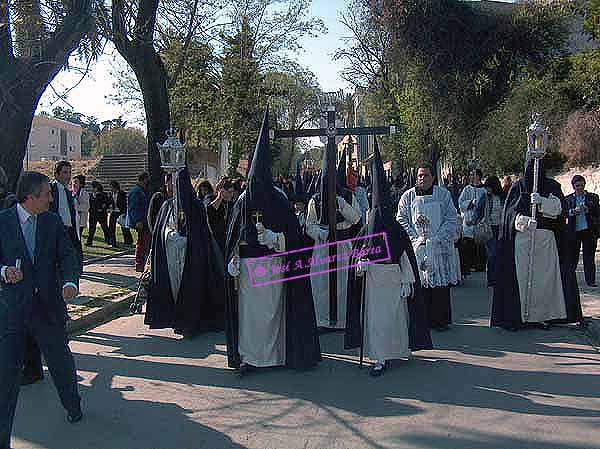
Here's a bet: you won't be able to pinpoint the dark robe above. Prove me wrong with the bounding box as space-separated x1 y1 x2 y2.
224 109 321 370
491 159 582 329
145 169 225 335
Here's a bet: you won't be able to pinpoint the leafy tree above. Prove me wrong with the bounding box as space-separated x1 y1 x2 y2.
0 0 106 188
585 0 600 39
92 126 147 155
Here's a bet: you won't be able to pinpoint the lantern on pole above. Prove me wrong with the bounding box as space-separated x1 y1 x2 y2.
157 129 187 225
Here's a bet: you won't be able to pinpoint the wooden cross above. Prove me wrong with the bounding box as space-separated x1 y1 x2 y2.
272 103 396 326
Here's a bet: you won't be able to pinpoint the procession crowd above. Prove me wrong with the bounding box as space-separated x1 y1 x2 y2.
0 113 596 448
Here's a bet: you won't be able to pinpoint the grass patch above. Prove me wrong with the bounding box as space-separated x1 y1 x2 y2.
81 225 135 262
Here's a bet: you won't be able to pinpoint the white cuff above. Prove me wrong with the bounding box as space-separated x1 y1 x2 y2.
1 265 7 283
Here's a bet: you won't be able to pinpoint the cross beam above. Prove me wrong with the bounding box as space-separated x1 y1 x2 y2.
273 113 396 326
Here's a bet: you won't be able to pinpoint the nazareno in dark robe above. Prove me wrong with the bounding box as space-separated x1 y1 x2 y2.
145 169 225 335
345 139 432 352
491 158 582 329
223 109 321 370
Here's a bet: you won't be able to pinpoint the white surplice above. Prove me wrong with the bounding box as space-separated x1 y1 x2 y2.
396 186 460 288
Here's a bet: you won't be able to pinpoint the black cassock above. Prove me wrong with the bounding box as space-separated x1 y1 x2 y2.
491 158 582 329
145 169 225 335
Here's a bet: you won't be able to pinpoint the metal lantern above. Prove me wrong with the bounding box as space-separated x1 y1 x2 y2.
527 112 549 159
157 129 187 227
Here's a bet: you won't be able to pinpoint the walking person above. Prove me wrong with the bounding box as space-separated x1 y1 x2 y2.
565 175 600 287
71 175 90 238
50 160 82 269
207 177 235 258
86 181 111 247
128 172 151 272
458 169 487 275
108 181 133 247
0 172 83 449
483 176 504 287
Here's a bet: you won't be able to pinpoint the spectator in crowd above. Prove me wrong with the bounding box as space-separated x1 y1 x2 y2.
458 169 487 276
208 177 235 257
71 175 89 238
196 178 215 206
501 176 513 197
483 176 504 287
50 160 82 268
566 175 600 287
127 172 151 272
86 181 111 247
148 173 172 233
108 180 133 247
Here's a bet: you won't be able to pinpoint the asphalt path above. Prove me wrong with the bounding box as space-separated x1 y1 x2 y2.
12 273 600 449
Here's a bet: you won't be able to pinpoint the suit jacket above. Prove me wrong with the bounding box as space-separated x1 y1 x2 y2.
0 207 79 327
565 191 600 237
50 181 78 230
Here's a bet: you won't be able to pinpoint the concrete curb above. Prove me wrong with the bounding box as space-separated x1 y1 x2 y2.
84 250 134 266
67 291 137 336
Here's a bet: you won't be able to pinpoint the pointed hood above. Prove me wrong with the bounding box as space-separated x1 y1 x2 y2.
364 138 411 263
246 108 273 205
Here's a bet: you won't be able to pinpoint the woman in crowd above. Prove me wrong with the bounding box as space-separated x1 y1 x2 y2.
86 180 111 246
483 175 504 287
72 174 90 238
196 178 215 207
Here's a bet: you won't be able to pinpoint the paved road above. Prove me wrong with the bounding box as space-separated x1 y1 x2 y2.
12 274 600 449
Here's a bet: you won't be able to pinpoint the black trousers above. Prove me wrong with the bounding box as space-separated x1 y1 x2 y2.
0 308 81 448
108 212 133 246
572 229 598 285
22 334 43 379
87 214 110 245
423 286 452 328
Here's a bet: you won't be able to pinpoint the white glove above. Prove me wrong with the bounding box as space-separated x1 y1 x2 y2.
318 227 329 242
228 256 240 277
258 229 278 248
255 222 265 234
527 218 537 232
531 193 542 205
356 258 368 277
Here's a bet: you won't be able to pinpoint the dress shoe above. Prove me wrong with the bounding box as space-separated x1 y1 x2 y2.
587 283 597 288
370 361 386 377
238 363 252 378
67 409 83 424
21 373 43 386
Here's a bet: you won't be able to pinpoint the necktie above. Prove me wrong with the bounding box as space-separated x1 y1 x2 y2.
24 215 36 262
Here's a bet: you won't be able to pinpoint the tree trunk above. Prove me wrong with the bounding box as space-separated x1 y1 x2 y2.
0 71 40 190
130 51 170 193
112 0 170 193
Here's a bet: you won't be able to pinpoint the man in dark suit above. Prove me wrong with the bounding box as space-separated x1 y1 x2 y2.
50 160 83 271
0 172 83 449
566 175 600 287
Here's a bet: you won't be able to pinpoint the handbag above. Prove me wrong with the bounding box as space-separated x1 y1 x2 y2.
473 195 493 244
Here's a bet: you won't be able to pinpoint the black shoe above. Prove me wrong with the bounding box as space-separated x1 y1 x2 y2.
587 283 597 287
370 362 386 377
578 320 588 330
21 372 43 386
238 363 252 378
67 409 83 424
539 322 551 330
